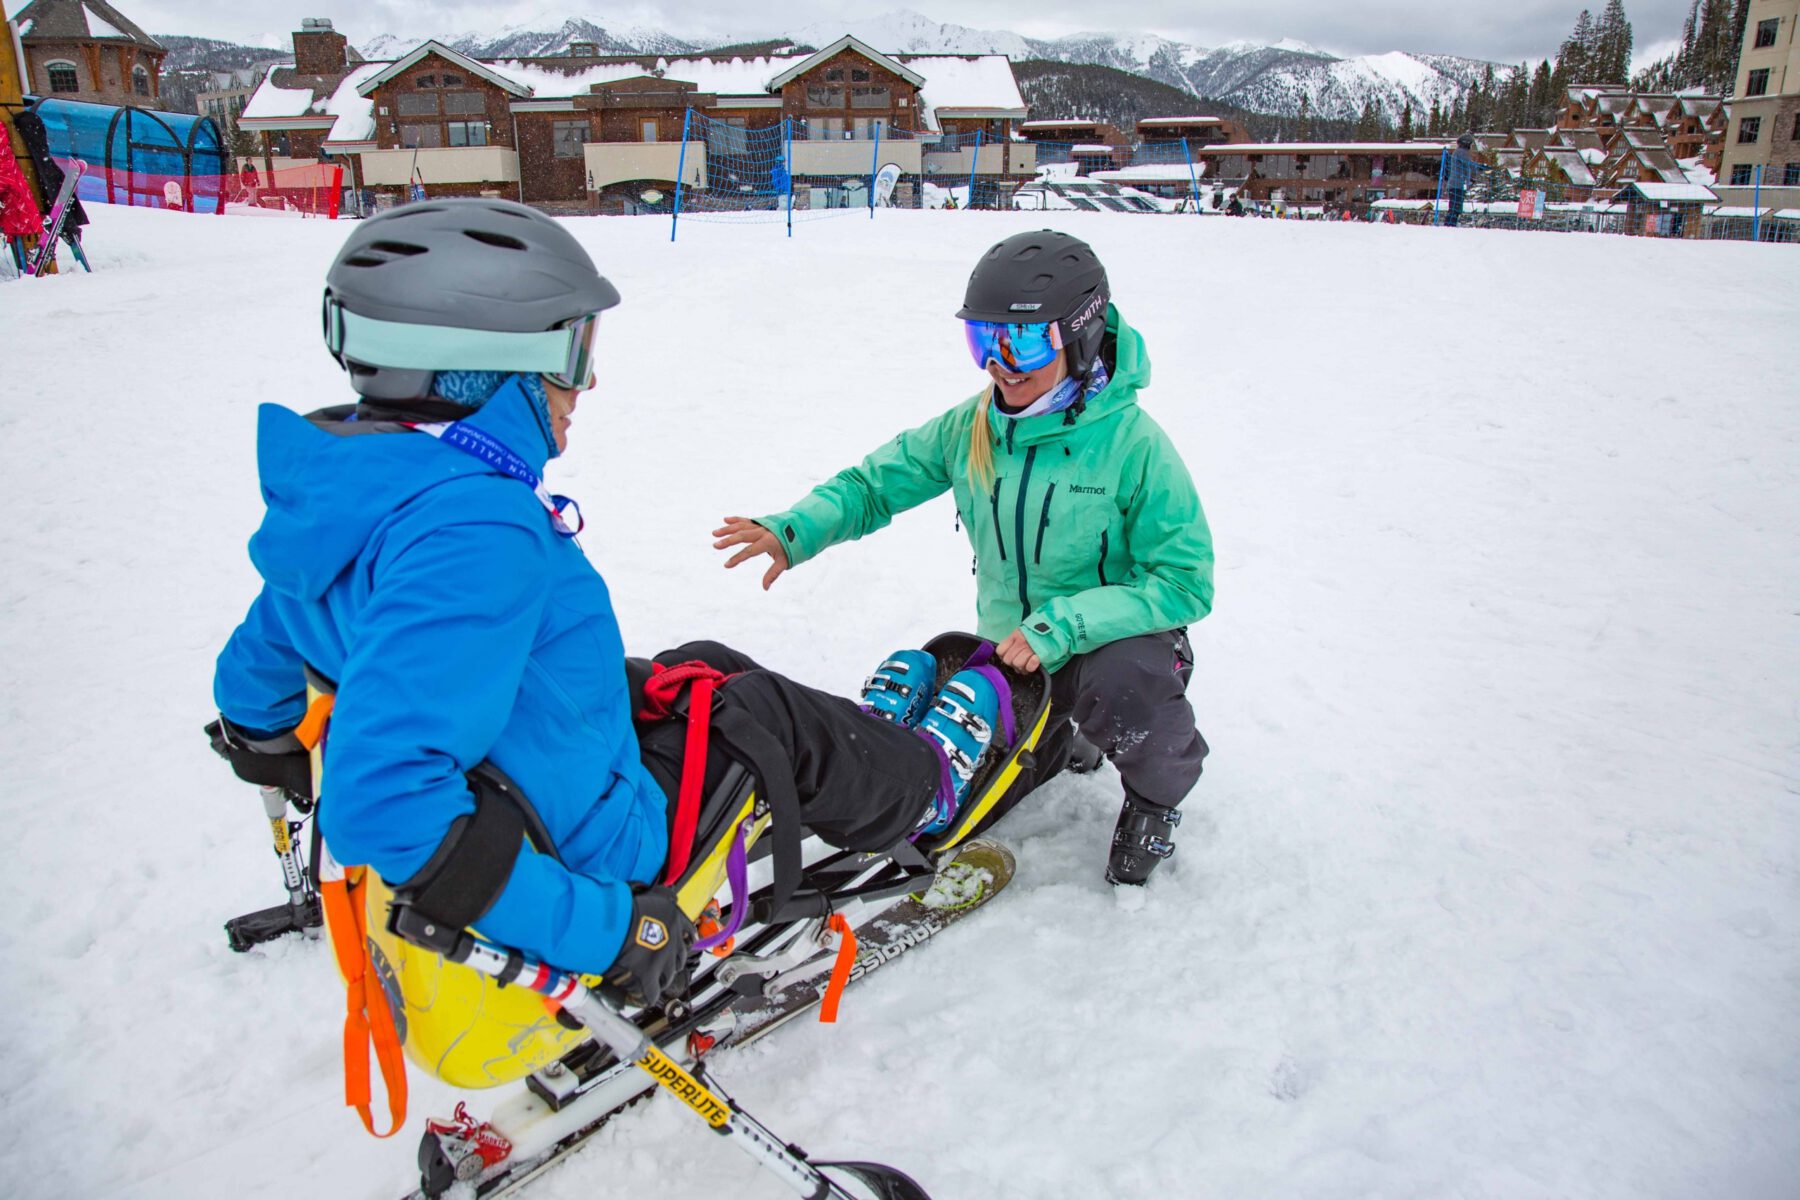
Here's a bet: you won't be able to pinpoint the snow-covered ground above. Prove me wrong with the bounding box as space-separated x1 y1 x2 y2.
2 206 1797 1200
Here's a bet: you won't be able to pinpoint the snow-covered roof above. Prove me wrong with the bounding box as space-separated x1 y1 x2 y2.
357 41 531 99
766 35 924 92
1020 119 1106 129
1137 116 1224 125
1072 143 1117 153
1541 149 1597 186
11 0 160 50
1615 181 1718 202
487 55 793 99
1090 164 1204 183
900 54 1025 122
1708 206 1772 217
241 66 318 121
1195 142 1450 155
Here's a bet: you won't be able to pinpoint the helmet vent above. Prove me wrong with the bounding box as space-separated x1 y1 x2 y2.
342 254 386 268
465 229 528 250
369 240 428 257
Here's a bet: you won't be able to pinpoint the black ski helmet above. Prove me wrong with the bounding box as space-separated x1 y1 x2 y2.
1457 132 1474 149
322 198 620 402
957 230 1111 370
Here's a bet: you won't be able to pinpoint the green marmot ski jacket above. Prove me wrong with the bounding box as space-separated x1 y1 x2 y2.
759 306 1213 673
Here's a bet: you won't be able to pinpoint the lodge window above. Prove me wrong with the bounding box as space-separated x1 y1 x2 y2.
824 68 843 82
1730 163 1754 185
46 61 79 93
853 116 886 140
1747 68 1770 96
806 86 844 108
132 65 149 96
400 123 443 149
851 86 889 109
552 120 589 158
416 74 437 88
640 119 658 142
442 92 485 115
396 92 438 116
851 67 870 82
807 116 845 140
1786 162 1800 186
1754 18 1778 48
1738 117 1761 143
446 120 487 147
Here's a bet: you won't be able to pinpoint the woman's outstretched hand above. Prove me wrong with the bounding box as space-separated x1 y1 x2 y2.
995 629 1041 674
713 517 789 590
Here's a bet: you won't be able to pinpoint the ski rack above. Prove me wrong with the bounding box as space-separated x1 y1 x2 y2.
385 900 932 1200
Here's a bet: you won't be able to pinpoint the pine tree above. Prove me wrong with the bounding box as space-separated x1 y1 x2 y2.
1595 0 1633 83
1560 9 1596 82
1399 99 1414 141
1529 59 1554 125
1676 0 1700 82
1296 94 1315 141
1427 97 1443 137
1354 98 1378 140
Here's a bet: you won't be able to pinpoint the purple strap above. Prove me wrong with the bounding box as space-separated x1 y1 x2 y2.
960 640 1017 747
692 817 752 953
909 727 957 842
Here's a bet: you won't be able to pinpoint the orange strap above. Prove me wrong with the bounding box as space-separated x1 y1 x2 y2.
294 692 335 751
818 913 859 1024
321 866 408 1137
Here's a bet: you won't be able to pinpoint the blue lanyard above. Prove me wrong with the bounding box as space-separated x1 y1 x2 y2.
411 421 584 539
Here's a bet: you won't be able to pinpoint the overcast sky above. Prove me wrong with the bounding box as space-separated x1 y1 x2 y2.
93 1 1693 67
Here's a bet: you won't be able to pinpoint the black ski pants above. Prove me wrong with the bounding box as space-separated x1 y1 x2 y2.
1005 629 1208 817
635 641 936 856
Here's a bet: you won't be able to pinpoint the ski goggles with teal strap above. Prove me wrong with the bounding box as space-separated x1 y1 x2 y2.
323 300 603 390
963 319 1064 374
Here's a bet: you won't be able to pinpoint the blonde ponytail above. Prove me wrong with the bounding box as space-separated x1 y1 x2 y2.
966 389 995 491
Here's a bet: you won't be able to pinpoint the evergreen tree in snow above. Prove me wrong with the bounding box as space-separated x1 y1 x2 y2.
1427 97 1444 137
1295 94 1315 141
1594 0 1633 83
1354 98 1381 140
1560 9 1596 82
1529 59 1555 125
1399 99 1414 142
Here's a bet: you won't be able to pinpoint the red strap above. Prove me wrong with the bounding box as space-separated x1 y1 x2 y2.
638 660 729 722
661 674 714 886
818 913 859 1024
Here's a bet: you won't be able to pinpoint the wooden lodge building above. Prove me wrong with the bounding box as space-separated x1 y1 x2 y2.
1471 85 1727 201
12 0 166 107
1193 141 1454 206
238 25 1032 211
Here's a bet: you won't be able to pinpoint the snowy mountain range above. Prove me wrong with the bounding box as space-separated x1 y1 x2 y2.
351 9 1498 122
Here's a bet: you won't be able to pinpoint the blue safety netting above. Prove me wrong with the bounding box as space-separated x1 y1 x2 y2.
28 97 226 214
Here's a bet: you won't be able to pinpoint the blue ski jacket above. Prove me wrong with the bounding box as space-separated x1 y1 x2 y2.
213 377 667 976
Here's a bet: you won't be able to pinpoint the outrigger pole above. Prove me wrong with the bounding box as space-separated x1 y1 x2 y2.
387 901 933 1200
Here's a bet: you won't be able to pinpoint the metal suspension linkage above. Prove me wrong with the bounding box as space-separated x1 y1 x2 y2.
387 902 933 1200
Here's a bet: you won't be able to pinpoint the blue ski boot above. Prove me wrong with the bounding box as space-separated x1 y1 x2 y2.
859 649 938 726
913 667 1010 837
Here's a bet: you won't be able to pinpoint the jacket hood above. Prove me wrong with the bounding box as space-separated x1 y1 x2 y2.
248 376 554 601
985 304 1151 446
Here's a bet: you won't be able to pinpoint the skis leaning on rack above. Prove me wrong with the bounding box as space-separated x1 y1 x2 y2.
404 837 1017 1200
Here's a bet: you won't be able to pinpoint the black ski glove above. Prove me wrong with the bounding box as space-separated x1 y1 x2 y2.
604 885 697 1009
205 716 314 800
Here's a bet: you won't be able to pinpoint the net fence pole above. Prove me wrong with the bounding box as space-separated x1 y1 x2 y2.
967 130 983 210
1752 164 1762 242
1434 149 1447 227
671 107 692 243
785 118 793 239
1182 137 1200 214
870 122 879 219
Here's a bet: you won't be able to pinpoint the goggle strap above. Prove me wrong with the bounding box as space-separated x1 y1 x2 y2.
333 307 576 375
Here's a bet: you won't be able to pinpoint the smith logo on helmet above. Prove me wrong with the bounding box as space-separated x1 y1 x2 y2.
634 916 669 950
1009 302 1043 312
1066 290 1107 333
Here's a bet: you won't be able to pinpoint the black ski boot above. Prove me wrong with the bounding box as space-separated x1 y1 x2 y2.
1106 796 1180 886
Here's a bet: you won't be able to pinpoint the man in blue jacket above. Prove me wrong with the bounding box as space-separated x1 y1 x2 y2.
208 200 1008 1006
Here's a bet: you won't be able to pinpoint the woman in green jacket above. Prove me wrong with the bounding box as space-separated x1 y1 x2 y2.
716 230 1212 884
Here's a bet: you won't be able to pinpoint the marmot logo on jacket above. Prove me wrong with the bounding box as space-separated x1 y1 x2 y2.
1067 484 1108 495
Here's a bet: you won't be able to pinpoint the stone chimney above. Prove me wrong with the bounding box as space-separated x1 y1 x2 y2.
293 17 349 75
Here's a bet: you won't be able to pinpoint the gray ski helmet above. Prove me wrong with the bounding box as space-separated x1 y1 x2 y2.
957 230 1110 369
1457 133 1474 149
322 198 621 401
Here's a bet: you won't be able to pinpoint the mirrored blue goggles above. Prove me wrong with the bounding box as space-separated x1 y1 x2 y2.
964 320 1064 374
